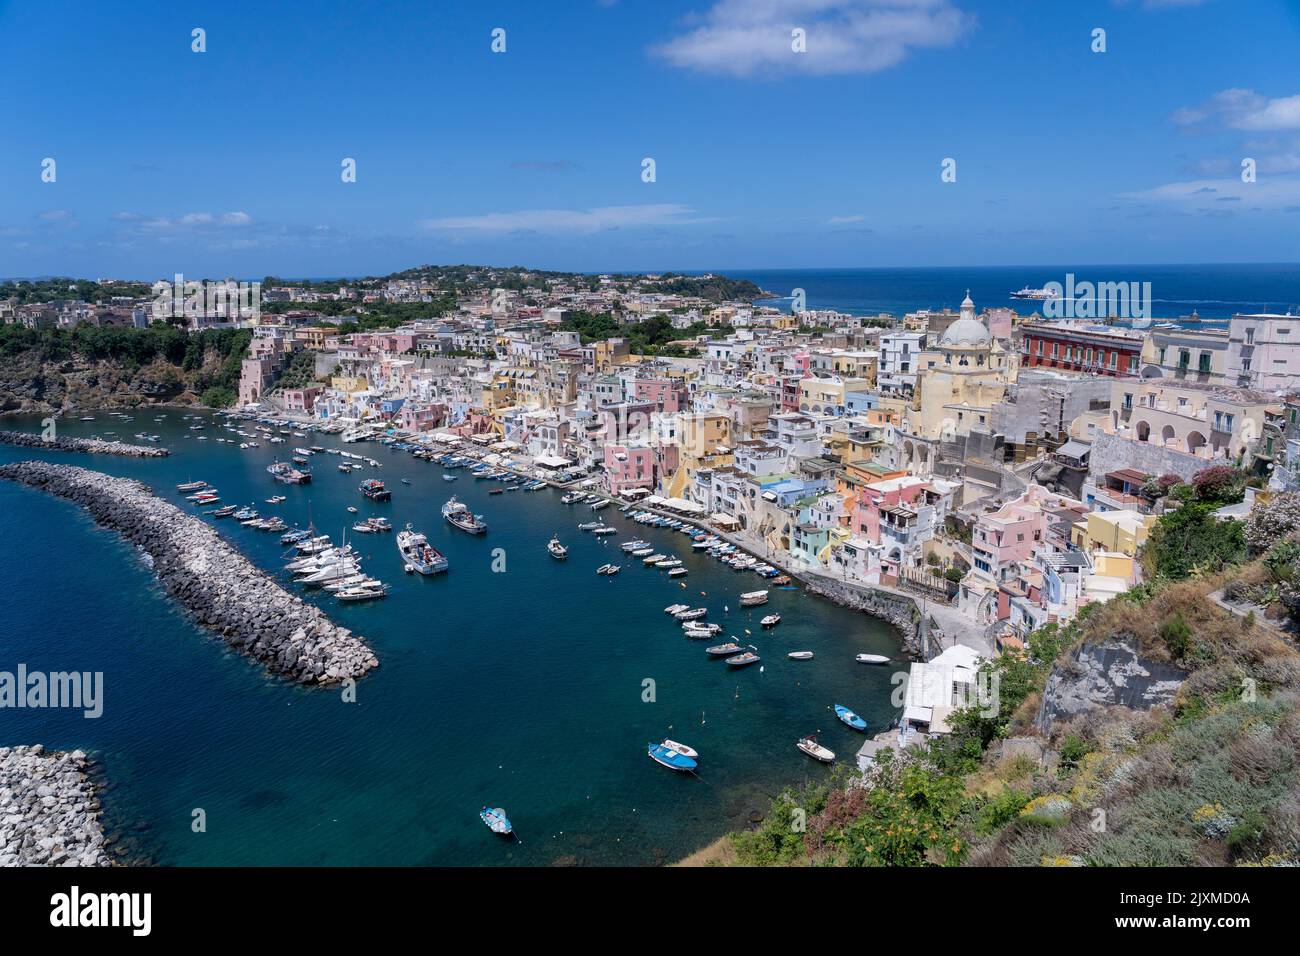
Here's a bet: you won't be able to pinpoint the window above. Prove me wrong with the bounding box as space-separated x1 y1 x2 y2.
1051 343 1059 358
1246 328 1255 345
1225 414 1235 431
1179 349 1190 368
1128 355 1139 373
1123 393 1133 408
1199 352 1211 373
1108 352 1118 369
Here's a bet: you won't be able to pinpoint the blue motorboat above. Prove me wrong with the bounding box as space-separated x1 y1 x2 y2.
479 806 514 836
834 704 867 731
647 742 698 772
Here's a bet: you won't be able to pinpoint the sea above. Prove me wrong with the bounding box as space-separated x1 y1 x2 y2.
0 413 900 866
725 263 1300 323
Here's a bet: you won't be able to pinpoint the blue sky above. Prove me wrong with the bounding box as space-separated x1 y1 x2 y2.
1 0 1299 278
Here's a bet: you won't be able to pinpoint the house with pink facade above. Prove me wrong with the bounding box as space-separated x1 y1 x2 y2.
604 443 656 494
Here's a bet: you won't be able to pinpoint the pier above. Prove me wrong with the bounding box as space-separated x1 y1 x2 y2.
0 430 168 458
0 460 378 685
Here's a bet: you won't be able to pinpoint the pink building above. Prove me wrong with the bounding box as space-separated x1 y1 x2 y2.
970 486 1055 585
634 377 688 414
604 444 656 494
400 401 447 432
282 386 323 413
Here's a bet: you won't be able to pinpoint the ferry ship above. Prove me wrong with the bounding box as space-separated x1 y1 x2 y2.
267 460 312 485
442 496 487 534
1009 286 1061 300
397 524 449 575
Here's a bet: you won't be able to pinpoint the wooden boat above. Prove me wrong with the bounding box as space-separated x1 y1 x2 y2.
647 742 697 772
739 590 769 607
661 739 699 760
787 651 814 660
855 654 890 665
480 806 514 837
797 736 835 763
834 704 867 731
724 649 761 668
761 614 781 628
488 488 504 495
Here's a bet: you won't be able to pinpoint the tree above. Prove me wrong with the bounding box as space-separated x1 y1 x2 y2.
1143 503 1245 580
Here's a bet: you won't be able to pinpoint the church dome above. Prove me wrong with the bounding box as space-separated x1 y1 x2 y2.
940 317 991 347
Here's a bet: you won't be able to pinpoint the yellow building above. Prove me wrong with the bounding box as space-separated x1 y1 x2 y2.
798 375 871 415
1071 510 1157 557
330 375 369 392
664 412 733 498
907 293 1009 440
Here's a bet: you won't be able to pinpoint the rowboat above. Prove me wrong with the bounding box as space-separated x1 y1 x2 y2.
855 654 890 665
787 651 814 660
647 742 697 772
834 705 867 731
797 736 835 763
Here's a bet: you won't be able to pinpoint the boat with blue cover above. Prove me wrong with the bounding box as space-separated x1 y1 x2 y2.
834 704 867 731
479 806 514 836
647 742 697 772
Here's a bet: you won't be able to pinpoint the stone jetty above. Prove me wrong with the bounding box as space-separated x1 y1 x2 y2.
0 429 168 458
0 460 378 684
0 745 110 867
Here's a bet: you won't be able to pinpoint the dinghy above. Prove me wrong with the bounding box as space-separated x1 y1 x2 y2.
855 654 890 665
787 651 814 660
661 739 699 760
706 642 744 657
724 649 761 668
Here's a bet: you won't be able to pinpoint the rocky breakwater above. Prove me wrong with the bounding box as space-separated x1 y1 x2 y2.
0 429 168 458
0 745 110 867
0 460 378 685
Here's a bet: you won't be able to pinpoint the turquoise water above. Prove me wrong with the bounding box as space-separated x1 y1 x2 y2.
0 413 901 865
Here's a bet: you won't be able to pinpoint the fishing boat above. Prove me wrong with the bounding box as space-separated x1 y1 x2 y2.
590 499 610 511
655 558 682 568
561 491 584 504
797 735 835 763
488 487 504 495
397 524 449 575
771 575 792 586
592 526 617 535
834 704 867 731
547 536 568 560
787 651 814 660
682 624 717 639
725 649 761 668
761 614 781 628
668 567 688 578
642 553 667 565
855 654 890 665
211 504 237 518
176 480 207 493
739 590 769 607
443 496 487 534
480 806 514 837
577 521 602 532
632 547 655 557
681 621 720 635
673 607 708 622
647 742 697 773
621 540 649 551
359 479 391 502
267 461 312 485
661 739 699 760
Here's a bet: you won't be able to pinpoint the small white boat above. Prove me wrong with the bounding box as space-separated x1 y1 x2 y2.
761 614 781 628
739 590 769 607
855 654 890 665
797 736 835 763
787 651 814 660
668 567 688 578
681 621 720 634
547 536 568 560
664 603 690 615
661 739 699 760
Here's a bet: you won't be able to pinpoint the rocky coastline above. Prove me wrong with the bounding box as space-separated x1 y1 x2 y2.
0 429 168 458
0 745 110 867
0 460 379 685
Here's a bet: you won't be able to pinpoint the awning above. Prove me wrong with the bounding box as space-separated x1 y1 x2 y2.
535 455 571 468
1055 440 1091 459
620 487 652 498
663 497 704 514
711 513 740 526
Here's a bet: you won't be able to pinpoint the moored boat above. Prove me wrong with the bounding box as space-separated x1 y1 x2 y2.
661 739 699 760
834 704 867 731
797 735 835 763
739 590 769 607
647 742 697 773
724 649 761 667
397 524 449 575
359 478 391 502
706 642 744 657
761 613 781 628
267 460 311 485
442 496 487 534
479 806 514 836
855 653 890 665
547 536 568 560
787 651 814 660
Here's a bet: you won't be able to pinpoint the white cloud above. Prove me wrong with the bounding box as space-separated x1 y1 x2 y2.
132 211 253 231
418 204 709 234
1173 88 1300 131
827 214 865 223
650 0 973 77
1121 176 1300 209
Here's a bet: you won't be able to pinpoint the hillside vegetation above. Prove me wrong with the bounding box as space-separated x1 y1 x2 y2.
722 470 1300 868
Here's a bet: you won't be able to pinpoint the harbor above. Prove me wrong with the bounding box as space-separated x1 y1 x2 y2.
0 410 904 866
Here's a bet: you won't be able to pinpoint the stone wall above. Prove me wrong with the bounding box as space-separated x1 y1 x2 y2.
0 745 109 867
0 460 378 685
0 430 168 458
1087 430 1211 484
